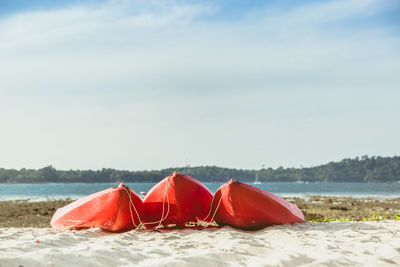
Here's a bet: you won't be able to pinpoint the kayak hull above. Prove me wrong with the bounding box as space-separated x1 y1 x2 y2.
142 171 213 229
51 184 143 232
211 179 304 230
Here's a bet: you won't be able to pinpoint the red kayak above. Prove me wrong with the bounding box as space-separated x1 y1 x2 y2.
142 171 213 229
51 183 143 232
211 179 304 230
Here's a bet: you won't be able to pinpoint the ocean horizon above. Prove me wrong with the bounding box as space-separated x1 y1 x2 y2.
1 182 400 202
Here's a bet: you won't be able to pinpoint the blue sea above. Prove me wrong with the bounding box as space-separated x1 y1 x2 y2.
1 182 400 201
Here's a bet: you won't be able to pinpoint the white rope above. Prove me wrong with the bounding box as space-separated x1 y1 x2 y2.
198 183 229 229
121 185 142 229
151 175 172 229
123 174 174 231
123 175 230 231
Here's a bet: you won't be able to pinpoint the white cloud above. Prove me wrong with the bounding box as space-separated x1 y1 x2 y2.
0 0 399 170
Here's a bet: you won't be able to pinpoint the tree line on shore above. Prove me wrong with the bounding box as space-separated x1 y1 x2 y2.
0 155 399 183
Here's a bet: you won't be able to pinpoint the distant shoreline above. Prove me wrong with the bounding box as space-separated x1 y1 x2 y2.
1 155 400 183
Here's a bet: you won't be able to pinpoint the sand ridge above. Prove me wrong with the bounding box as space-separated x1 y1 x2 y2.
1 221 400 266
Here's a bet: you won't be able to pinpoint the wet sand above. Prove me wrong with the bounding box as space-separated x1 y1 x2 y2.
290 196 400 221
0 200 71 228
1 196 400 227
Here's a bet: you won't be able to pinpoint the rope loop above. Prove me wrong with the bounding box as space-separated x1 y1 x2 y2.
197 183 229 230
122 174 174 231
122 174 230 231
121 185 143 230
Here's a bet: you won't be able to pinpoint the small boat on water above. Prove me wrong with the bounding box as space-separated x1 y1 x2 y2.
51 183 143 232
253 172 261 184
211 179 304 230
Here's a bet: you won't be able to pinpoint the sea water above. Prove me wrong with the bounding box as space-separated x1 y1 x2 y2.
1 182 400 201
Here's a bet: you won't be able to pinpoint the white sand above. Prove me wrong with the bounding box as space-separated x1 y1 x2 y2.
1 221 400 267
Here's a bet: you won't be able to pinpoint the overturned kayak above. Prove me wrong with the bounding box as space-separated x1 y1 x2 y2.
142 171 213 229
51 183 143 232
211 179 304 230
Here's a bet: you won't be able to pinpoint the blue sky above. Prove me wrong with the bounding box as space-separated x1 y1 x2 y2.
0 0 399 171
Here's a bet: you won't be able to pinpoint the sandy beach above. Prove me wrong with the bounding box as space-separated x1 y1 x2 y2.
0 196 399 266
0 221 399 266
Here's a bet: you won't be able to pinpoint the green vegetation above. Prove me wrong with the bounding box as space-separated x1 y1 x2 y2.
310 217 352 222
0 155 399 183
311 214 400 222
361 214 387 222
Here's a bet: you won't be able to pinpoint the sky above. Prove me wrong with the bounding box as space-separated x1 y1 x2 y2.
0 0 399 171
